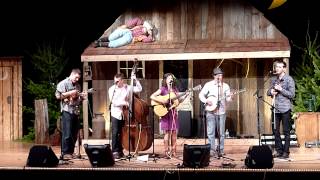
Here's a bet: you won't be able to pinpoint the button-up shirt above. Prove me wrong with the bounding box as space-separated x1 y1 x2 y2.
108 81 142 120
199 80 231 115
267 74 295 113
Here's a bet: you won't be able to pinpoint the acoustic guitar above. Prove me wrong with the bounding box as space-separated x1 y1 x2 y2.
205 88 246 112
151 85 202 117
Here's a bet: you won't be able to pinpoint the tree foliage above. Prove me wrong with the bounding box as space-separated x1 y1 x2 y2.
293 31 320 113
23 41 68 139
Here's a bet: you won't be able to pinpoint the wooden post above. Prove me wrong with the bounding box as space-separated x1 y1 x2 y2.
34 99 49 144
83 62 89 139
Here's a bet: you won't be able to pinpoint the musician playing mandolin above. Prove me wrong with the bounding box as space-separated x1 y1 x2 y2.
150 73 189 159
267 60 295 159
198 67 233 157
55 68 87 160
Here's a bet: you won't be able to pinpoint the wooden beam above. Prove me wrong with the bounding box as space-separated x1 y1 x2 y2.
82 51 290 62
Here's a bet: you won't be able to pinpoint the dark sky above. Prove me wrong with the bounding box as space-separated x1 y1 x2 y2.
0 1 128 64
0 1 319 68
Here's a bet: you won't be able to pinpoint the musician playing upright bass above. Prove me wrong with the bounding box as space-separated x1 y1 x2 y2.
198 67 233 157
150 73 189 159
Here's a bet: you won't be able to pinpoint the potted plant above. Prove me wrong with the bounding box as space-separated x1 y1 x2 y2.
293 31 320 147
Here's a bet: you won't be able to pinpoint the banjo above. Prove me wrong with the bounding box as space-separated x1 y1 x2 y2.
205 88 246 112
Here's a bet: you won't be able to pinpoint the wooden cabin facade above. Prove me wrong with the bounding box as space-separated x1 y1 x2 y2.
0 57 23 141
81 0 290 139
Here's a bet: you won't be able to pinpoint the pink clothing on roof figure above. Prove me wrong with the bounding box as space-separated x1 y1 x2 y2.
94 17 155 48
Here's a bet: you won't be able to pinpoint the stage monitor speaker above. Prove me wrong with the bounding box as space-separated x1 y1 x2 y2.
84 144 114 167
26 145 59 167
245 145 274 169
178 111 192 137
182 144 210 168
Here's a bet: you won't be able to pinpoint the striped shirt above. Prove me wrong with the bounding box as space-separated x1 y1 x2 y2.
267 74 295 113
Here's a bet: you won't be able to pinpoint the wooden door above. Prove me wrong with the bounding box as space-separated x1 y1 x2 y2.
0 66 13 141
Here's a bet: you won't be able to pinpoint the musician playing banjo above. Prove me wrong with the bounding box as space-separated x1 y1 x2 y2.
198 67 233 157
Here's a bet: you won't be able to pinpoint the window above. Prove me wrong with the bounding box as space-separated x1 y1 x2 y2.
117 61 145 79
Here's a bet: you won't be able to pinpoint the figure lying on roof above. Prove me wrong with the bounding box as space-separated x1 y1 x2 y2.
94 17 156 48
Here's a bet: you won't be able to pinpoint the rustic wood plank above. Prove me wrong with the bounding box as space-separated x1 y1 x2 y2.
172 1 181 41
17 59 22 139
215 0 223 40
201 0 208 39
159 10 167 41
34 99 50 144
166 11 174 40
186 0 195 39
180 1 187 40
194 2 202 39
206 0 215 39
0 66 3 141
3 67 12 141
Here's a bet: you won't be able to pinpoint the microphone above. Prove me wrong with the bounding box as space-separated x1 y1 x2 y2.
114 81 119 85
169 80 173 84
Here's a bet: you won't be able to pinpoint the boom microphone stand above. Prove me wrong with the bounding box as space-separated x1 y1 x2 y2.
253 71 273 146
215 82 234 161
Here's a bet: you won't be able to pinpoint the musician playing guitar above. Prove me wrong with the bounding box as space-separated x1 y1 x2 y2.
150 73 189 159
198 67 233 158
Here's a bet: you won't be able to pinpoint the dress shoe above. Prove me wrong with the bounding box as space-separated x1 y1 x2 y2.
93 40 100 48
99 37 109 42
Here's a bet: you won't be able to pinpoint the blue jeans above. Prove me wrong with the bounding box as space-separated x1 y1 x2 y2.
206 113 226 153
108 28 133 48
61 111 80 155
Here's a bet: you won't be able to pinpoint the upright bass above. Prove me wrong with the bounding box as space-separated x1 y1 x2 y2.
122 60 153 153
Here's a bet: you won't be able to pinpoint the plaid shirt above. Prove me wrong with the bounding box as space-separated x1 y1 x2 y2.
267 74 295 113
126 17 153 43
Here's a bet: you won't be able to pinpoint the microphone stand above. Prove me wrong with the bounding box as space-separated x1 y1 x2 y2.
109 83 117 146
216 81 234 161
168 82 173 157
253 71 273 146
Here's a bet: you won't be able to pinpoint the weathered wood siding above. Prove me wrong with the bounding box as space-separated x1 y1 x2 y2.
102 0 286 42
88 0 288 137
0 57 22 141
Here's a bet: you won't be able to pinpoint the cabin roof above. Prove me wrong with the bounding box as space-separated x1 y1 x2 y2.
81 39 290 62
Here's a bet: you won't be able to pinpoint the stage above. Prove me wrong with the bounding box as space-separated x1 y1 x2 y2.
1 138 320 178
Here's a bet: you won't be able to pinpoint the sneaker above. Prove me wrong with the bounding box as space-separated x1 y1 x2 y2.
273 152 283 158
63 154 74 160
118 151 125 158
113 152 120 159
210 150 217 157
281 152 289 159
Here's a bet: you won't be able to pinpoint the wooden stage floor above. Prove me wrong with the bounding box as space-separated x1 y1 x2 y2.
1 138 320 178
